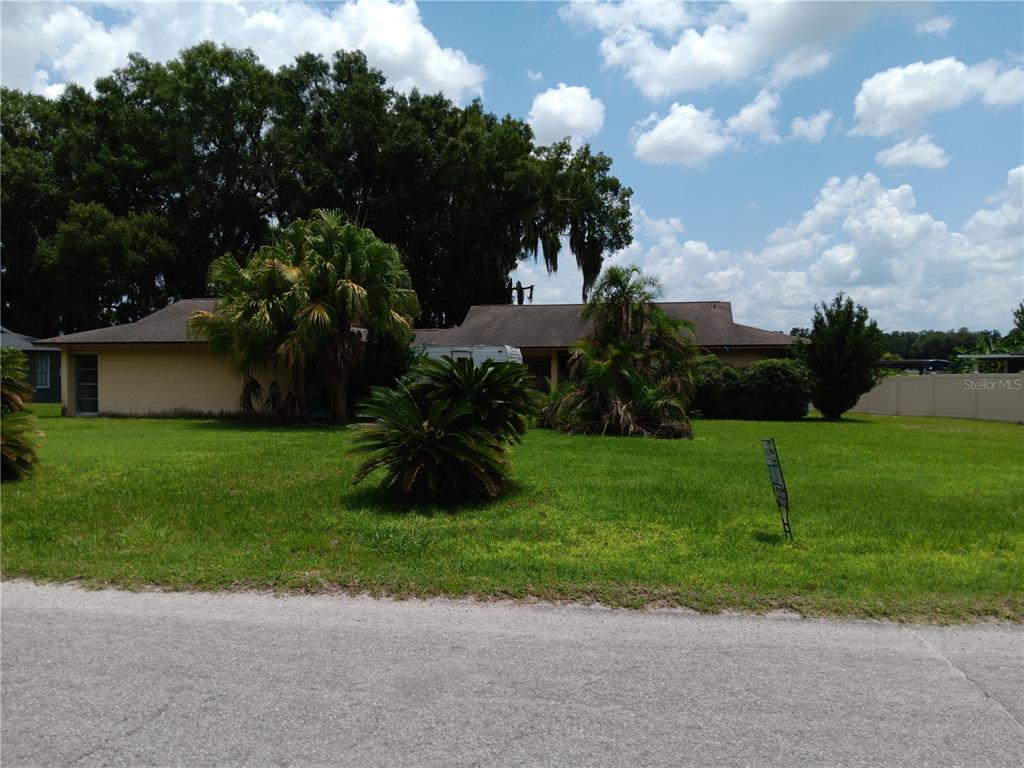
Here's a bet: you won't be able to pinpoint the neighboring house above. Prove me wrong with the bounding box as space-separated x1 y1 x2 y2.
35 300 291 417
36 298 800 415
414 302 800 391
1 325 61 403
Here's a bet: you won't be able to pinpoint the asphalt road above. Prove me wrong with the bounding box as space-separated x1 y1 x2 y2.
2 581 1022 767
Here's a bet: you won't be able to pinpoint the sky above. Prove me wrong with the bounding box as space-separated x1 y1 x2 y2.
2 0 1022 332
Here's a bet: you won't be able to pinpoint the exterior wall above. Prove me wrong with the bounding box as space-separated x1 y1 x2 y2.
60 345 292 417
711 347 788 368
522 350 570 392
850 374 1024 423
26 350 61 403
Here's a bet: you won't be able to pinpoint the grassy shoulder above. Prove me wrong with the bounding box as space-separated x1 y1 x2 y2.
3 408 1022 622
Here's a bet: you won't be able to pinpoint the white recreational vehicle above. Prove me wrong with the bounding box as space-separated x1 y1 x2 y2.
417 345 524 366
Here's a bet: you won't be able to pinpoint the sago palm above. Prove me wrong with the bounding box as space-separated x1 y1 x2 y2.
352 384 510 501
1 348 42 481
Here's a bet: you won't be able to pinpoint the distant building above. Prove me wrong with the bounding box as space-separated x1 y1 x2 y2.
36 298 803 415
34 300 275 416
1 326 61 403
414 302 800 391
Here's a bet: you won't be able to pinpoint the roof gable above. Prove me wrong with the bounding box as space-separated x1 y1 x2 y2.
35 299 216 346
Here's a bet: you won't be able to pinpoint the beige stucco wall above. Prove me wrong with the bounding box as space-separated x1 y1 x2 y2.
850 374 1024 423
61 345 292 417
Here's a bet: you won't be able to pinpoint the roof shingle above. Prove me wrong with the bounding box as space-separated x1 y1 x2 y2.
35 299 216 346
1 326 59 352
413 302 797 349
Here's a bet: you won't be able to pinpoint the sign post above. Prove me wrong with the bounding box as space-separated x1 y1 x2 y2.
762 438 792 540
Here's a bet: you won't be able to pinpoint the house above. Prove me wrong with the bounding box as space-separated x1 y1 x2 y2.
34 300 291 417
36 298 800 416
1 326 61 403
414 302 800 390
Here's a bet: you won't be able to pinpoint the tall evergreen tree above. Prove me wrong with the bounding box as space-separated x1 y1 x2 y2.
801 293 885 420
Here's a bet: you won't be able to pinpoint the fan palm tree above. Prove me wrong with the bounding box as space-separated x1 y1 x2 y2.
190 210 420 422
188 239 296 413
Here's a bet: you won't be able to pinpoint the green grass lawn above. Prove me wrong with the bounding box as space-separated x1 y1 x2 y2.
3 406 1022 622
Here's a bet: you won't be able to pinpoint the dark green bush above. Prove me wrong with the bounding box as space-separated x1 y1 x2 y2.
351 356 538 502
800 293 885 419
1 348 41 481
690 355 809 420
691 355 742 418
739 359 811 420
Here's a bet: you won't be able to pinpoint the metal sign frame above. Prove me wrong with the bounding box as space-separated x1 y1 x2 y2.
762 438 792 540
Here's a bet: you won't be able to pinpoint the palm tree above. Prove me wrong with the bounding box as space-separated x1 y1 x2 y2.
546 265 696 438
189 245 295 413
190 210 420 422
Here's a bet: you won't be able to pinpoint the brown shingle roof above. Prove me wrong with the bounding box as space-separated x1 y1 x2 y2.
36 299 216 346
413 302 797 349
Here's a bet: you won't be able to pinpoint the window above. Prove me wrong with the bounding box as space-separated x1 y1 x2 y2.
75 355 98 414
33 355 50 389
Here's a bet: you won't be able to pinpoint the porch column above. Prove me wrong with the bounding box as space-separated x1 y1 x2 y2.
549 350 559 392
60 348 73 416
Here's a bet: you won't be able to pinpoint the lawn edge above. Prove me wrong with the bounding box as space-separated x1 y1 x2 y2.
3 573 1020 627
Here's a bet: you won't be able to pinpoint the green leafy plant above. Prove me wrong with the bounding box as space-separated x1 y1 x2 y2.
739 359 811 420
800 293 885 420
546 265 696 438
189 210 420 422
690 355 742 418
352 356 538 502
411 357 538 443
1 348 41 481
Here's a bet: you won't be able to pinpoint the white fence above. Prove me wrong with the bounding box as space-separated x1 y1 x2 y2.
849 374 1024 423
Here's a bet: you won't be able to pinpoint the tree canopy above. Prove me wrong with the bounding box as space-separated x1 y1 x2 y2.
1 43 632 337
189 210 419 423
800 292 885 420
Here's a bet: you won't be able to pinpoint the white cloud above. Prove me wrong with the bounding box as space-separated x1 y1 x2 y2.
562 0 871 98
561 0 695 37
963 166 1024 264
768 48 832 88
726 89 782 144
634 91 827 166
875 135 949 170
519 169 1024 332
853 57 1024 137
0 0 486 102
527 69 544 83
528 83 605 145
631 104 735 167
790 110 833 143
915 15 955 38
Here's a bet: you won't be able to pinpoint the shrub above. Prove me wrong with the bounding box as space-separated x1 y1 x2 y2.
689 355 809 420
691 355 741 418
801 292 885 420
410 356 538 443
739 359 810 420
1 348 41 481
352 357 538 502
351 384 509 501
547 265 696 438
